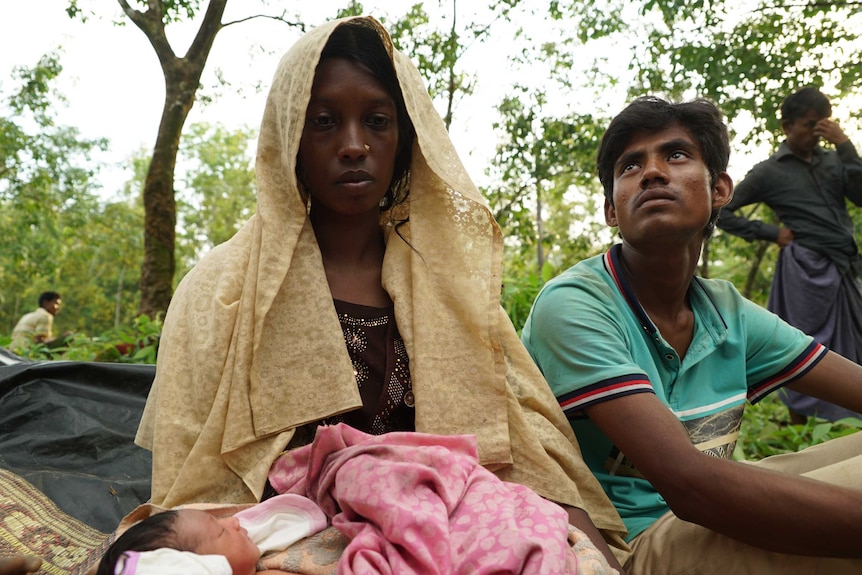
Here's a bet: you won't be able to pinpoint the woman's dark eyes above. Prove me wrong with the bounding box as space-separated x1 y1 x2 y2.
309 114 334 128
308 113 392 129
367 114 391 128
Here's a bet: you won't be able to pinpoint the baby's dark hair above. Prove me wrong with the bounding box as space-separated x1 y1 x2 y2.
96 511 191 575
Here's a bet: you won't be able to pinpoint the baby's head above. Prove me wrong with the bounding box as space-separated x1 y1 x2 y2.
96 509 260 575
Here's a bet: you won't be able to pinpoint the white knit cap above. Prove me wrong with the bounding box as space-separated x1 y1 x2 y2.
114 548 232 575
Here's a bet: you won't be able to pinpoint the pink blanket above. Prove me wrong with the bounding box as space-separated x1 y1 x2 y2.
268 423 580 574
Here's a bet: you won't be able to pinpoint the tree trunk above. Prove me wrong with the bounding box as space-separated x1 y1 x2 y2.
743 240 771 299
535 182 544 275
115 266 125 330
138 70 188 317
119 0 228 318
700 236 711 278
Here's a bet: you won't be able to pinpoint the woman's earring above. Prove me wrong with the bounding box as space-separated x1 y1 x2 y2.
379 190 393 210
297 181 311 214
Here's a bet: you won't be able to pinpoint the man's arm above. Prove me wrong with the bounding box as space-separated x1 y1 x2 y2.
586 392 862 557
786 349 862 413
716 170 784 243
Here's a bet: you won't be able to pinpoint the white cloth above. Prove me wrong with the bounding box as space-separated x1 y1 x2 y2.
235 493 328 555
114 548 231 575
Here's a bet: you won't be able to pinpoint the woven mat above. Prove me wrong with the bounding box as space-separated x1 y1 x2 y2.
0 468 111 575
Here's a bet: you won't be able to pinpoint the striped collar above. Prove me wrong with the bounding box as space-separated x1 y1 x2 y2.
602 244 728 339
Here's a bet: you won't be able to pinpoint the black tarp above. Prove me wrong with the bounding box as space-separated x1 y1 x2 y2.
0 358 155 533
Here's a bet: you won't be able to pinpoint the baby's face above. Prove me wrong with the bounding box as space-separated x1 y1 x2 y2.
178 510 260 575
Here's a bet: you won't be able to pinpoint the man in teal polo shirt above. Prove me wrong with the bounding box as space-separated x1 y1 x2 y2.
522 96 862 574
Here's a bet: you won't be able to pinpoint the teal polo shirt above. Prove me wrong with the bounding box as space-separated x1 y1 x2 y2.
521 244 825 540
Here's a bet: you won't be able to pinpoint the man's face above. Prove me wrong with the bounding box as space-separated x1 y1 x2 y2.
605 123 731 243
43 298 62 316
783 108 824 158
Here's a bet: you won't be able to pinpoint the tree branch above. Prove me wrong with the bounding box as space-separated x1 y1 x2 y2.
222 13 306 32
186 0 228 64
117 0 176 65
492 182 532 222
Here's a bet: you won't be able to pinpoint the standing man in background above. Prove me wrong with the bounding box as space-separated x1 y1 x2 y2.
717 86 862 422
10 291 63 351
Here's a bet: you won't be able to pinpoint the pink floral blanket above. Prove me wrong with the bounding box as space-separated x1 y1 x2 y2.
268 424 581 575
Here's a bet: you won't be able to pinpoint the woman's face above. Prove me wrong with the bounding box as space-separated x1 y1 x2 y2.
298 57 400 220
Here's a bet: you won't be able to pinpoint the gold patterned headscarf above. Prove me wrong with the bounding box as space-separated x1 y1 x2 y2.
136 15 627 553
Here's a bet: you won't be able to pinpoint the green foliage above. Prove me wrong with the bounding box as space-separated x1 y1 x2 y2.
385 3 480 129
176 122 257 278
554 0 862 146
2 314 162 364
0 57 256 337
736 394 862 461
67 0 203 24
0 54 143 337
501 267 543 337
487 81 611 285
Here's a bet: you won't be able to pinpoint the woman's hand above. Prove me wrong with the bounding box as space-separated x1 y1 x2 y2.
0 555 42 575
562 504 626 573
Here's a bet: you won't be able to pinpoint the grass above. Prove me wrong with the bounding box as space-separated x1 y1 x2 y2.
736 394 862 461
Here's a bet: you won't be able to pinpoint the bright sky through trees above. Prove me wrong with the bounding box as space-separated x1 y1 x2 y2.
0 1 536 196
2 1 859 198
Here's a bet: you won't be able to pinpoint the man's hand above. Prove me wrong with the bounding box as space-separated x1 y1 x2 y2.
814 118 850 147
776 227 794 247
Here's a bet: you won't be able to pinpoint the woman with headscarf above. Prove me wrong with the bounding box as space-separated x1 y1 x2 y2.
135 16 628 569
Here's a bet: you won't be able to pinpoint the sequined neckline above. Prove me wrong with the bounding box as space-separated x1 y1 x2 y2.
333 298 393 314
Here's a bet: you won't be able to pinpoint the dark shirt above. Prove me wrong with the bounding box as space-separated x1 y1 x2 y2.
717 140 862 271
268 299 415 497
326 299 414 435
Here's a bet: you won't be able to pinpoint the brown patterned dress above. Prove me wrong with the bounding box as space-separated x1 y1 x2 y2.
262 299 416 502
322 299 415 434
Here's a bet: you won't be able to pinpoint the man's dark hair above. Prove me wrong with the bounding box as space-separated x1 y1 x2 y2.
780 86 832 123
38 291 61 307
597 96 730 205
96 511 187 575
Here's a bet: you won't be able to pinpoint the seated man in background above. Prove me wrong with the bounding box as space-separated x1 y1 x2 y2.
10 291 63 351
521 95 862 574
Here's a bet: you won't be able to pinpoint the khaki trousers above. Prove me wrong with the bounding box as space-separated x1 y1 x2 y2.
625 431 862 575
